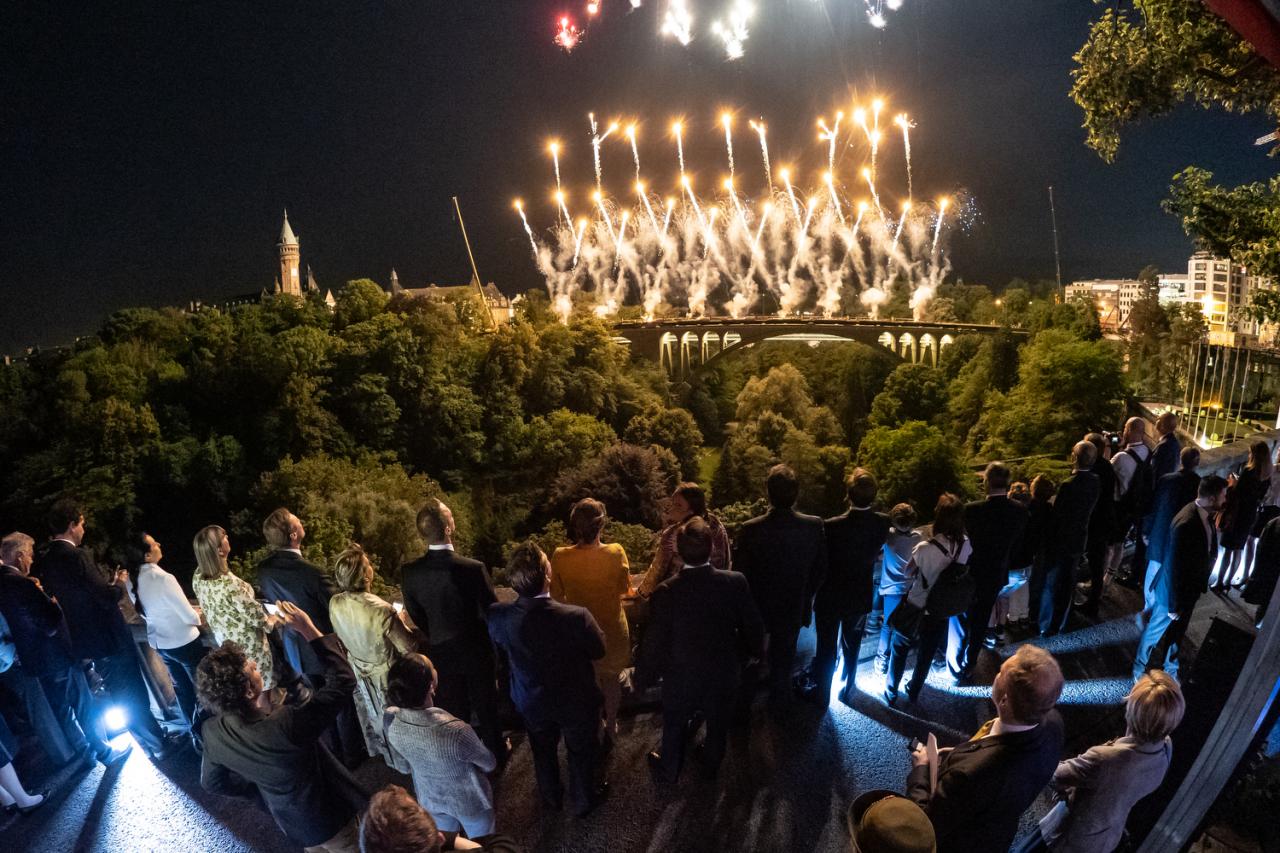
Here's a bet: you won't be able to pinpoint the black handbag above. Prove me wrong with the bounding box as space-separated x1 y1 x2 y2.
887 598 924 639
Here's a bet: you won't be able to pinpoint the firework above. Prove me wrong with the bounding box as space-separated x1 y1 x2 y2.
515 98 957 323
662 0 694 45
554 16 581 52
711 1 752 60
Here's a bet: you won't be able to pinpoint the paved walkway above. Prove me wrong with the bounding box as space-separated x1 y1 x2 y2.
3 584 1259 853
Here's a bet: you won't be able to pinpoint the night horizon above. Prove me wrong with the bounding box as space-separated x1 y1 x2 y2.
2 1 1275 353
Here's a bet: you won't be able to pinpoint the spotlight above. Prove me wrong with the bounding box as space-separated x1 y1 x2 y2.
103 705 128 735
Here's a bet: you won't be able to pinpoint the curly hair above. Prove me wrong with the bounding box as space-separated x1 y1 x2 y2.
196 641 254 715
360 785 441 853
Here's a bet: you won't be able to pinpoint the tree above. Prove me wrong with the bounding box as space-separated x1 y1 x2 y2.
1071 0 1280 163
868 363 950 430
334 279 390 329
734 363 813 425
544 443 677 530
857 421 973 516
623 402 704 480
975 329 1128 457
1127 291 1172 397
1073 2 1280 280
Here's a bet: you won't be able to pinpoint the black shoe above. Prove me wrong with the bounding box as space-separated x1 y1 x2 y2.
881 687 898 707
952 668 973 685
573 783 610 817
1 804 14 815
647 751 677 784
16 792 49 816
798 685 828 706
1115 575 1141 591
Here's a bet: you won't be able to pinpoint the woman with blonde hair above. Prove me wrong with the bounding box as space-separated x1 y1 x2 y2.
550 497 633 742
1024 671 1184 853
1216 440 1274 592
191 525 280 708
328 544 418 769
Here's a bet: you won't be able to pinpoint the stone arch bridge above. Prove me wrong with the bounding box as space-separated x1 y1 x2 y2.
611 317 1023 377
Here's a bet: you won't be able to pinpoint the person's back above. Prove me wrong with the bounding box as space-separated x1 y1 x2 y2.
401 550 494 648
256 551 335 633
648 563 763 696
819 506 890 618
964 494 1028 590
33 539 128 661
736 507 826 633
1148 467 1201 566
1053 469 1100 558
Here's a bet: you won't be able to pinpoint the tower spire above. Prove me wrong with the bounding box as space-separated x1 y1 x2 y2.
277 210 301 295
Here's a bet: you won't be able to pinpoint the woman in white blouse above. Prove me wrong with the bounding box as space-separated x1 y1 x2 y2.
125 532 208 732
883 494 973 706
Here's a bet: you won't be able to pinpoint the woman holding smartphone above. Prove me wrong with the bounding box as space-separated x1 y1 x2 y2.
192 525 281 709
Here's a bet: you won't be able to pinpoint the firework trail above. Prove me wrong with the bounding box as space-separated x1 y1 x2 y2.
749 119 772 193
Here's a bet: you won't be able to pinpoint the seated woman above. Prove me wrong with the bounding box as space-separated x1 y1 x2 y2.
550 498 632 742
191 525 281 710
328 544 417 770
1035 671 1184 852
385 653 497 839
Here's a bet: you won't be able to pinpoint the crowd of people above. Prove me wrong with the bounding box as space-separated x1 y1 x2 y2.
0 408 1275 852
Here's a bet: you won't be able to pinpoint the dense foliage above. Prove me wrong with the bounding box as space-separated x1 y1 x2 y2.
0 278 1129 582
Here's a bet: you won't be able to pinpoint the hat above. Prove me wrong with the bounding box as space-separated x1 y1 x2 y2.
847 790 936 853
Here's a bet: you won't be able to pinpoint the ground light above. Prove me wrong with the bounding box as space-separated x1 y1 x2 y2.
103 705 128 736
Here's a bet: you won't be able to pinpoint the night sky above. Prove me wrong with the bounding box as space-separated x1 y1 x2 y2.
3 1 1275 352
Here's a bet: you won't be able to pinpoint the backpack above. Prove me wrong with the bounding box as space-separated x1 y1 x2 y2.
1117 447 1155 522
922 539 975 617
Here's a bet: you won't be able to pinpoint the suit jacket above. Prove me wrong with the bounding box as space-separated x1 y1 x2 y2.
1052 735 1172 853
1244 514 1280 608
256 550 336 678
907 711 1065 853
643 564 764 706
734 508 827 633
0 564 76 676
1151 433 1181 482
1088 457 1118 543
1147 470 1201 566
32 539 129 660
487 596 605 727
818 509 890 617
201 635 366 848
399 549 496 666
964 496 1028 595
1051 470 1100 559
1154 502 1217 616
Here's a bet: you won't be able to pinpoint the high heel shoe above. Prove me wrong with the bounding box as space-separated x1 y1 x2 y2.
16 791 49 816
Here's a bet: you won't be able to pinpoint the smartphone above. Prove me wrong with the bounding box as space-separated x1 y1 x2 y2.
263 602 280 616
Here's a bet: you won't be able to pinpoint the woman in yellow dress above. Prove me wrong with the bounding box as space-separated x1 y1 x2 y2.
550 498 633 742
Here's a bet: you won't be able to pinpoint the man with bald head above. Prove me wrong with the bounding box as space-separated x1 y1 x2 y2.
907 645 1065 853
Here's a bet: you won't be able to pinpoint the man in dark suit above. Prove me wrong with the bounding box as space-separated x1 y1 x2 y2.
907 645 1065 853
806 469 888 705
1134 475 1228 680
255 508 337 686
0 531 131 767
199 600 366 853
734 464 827 712
949 462 1027 680
488 542 607 818
1150 412 1182 482
1084 432 1119 614
644 517 764 782
1043 441 1100 630
32 499 170 759
400 500 505 759
1143 446 1201 611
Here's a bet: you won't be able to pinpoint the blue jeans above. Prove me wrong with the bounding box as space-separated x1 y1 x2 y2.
1134 603 1176 680
878 594 905 659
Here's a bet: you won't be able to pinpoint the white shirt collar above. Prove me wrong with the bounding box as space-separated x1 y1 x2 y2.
140 562 161 572
989 718 1037 737
534 591 551 599
53 536 79 547
427 543 454 551
280 548 302 556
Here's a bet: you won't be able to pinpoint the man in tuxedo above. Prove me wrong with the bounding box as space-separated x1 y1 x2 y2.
255 508 337 686
734 464 827 712
1143 446 1202 611
806 469 889 704
400 500 505 759
1043 441 1100 629
949 463 1027 680
199 601 366 853
644 517 764 782
0 531 131 767
1134 475 1228 680
488 543 607 818
907 645 1065 853
32 500 171 759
